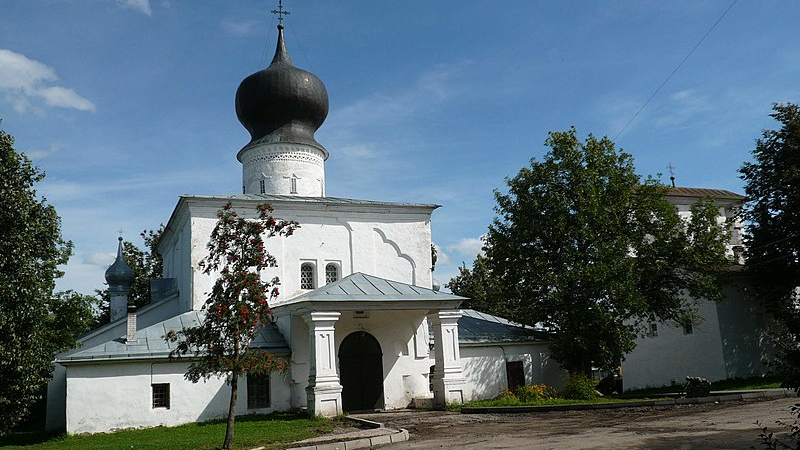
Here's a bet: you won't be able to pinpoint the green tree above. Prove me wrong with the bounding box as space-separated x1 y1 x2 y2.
740 103 800 390
446 254 500 313
0 125 75 434
481 128 729 373
166 203 297 449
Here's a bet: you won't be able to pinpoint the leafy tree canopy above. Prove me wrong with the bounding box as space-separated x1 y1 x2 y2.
740 103 800 389
0 125 84 433
470 127 729 373
166 203 297 449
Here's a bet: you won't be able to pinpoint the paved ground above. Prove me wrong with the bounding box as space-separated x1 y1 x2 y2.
354 397 799 449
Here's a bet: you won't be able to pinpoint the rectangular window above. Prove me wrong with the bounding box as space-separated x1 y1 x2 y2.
247 374 270 409
683 322 694 335
649 322 658 337
290 177 297 194
259 179 266 194
152 383 170 409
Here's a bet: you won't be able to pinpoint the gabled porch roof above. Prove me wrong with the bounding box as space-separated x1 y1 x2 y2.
276 272 465 313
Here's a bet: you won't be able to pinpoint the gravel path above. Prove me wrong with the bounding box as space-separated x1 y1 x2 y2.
354 397 798 449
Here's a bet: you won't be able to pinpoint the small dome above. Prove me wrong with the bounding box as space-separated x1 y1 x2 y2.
235 24 329 152
105 237 134 288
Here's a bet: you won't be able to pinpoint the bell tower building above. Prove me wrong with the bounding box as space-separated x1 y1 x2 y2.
235 21 329 197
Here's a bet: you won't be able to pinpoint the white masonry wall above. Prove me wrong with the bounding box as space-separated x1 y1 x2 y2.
460 342 564 400
166 199 435 312
622 299 727 390
64 360 291 434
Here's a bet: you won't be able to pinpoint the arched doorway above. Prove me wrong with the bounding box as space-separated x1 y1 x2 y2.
338 331 384 412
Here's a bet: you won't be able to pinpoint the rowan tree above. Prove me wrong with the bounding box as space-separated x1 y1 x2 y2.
480 128 730 374
166 202 297 449
0 125 78 433
740 103 800 389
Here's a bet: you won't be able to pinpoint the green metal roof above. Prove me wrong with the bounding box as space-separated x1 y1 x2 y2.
57 310 289 364
456 309 552 344
283 272 466 305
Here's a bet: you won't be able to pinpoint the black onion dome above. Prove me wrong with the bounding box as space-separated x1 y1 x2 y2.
105 237 134 288
235 25 329 151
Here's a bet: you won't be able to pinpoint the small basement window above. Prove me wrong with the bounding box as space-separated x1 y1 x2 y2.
247 374 270 409
152 383 170 409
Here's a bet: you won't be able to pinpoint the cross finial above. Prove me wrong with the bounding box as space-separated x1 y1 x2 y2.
117 229 125 240
667 163 676 188
271 0 290 25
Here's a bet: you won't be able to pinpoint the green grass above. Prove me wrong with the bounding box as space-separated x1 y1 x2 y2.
0 412 334 450
624 375 783 397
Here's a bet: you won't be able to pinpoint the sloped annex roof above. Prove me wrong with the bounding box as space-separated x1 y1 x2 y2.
56 310 289 364
455 309 552 344
281 272 466 306
666 187 744 201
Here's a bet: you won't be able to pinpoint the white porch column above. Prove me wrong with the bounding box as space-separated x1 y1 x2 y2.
303 311 343 416
428 310 466 406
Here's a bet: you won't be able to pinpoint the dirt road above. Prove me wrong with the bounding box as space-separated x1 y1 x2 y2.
355 397 798 449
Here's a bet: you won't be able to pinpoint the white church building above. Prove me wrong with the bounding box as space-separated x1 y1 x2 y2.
46 23 562 434
44 17 773 435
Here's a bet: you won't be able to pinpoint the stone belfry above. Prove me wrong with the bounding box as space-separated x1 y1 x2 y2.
235 9 329 197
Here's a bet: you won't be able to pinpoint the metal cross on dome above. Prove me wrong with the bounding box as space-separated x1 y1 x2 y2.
667 162 676 188
271 0 290 25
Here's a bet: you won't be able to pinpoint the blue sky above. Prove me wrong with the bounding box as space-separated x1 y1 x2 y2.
1 1 798 295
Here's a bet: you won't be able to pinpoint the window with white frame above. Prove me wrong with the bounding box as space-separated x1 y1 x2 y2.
247 373 270 409
152 383 170 409
325 263 339 284
300 263 315 290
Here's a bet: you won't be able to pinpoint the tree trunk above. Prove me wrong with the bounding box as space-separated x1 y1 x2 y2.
223 368 239 449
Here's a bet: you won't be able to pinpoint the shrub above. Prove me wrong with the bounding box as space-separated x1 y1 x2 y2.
515 384 557 402
560 373 598 400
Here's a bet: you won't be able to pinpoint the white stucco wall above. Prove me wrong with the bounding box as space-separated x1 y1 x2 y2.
716 281 772 378
170 199 435 312
460 342 563 401
623 300 727 390
64 361 291 434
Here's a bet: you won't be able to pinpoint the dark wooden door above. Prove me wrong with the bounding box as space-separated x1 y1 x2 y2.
339 331 384 411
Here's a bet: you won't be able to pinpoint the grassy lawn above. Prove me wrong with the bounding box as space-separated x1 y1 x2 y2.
0 412 335 450
623 375 783 397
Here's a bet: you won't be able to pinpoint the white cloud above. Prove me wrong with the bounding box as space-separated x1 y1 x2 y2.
432 243 452 267
339 144 378 159
23 142 63 159
83 252 116 267
35 86 96 111
327 62 468 134
114 0 152 16
653 89 711 128
221 19 259 37
448 236 485 257
0 49 95 113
